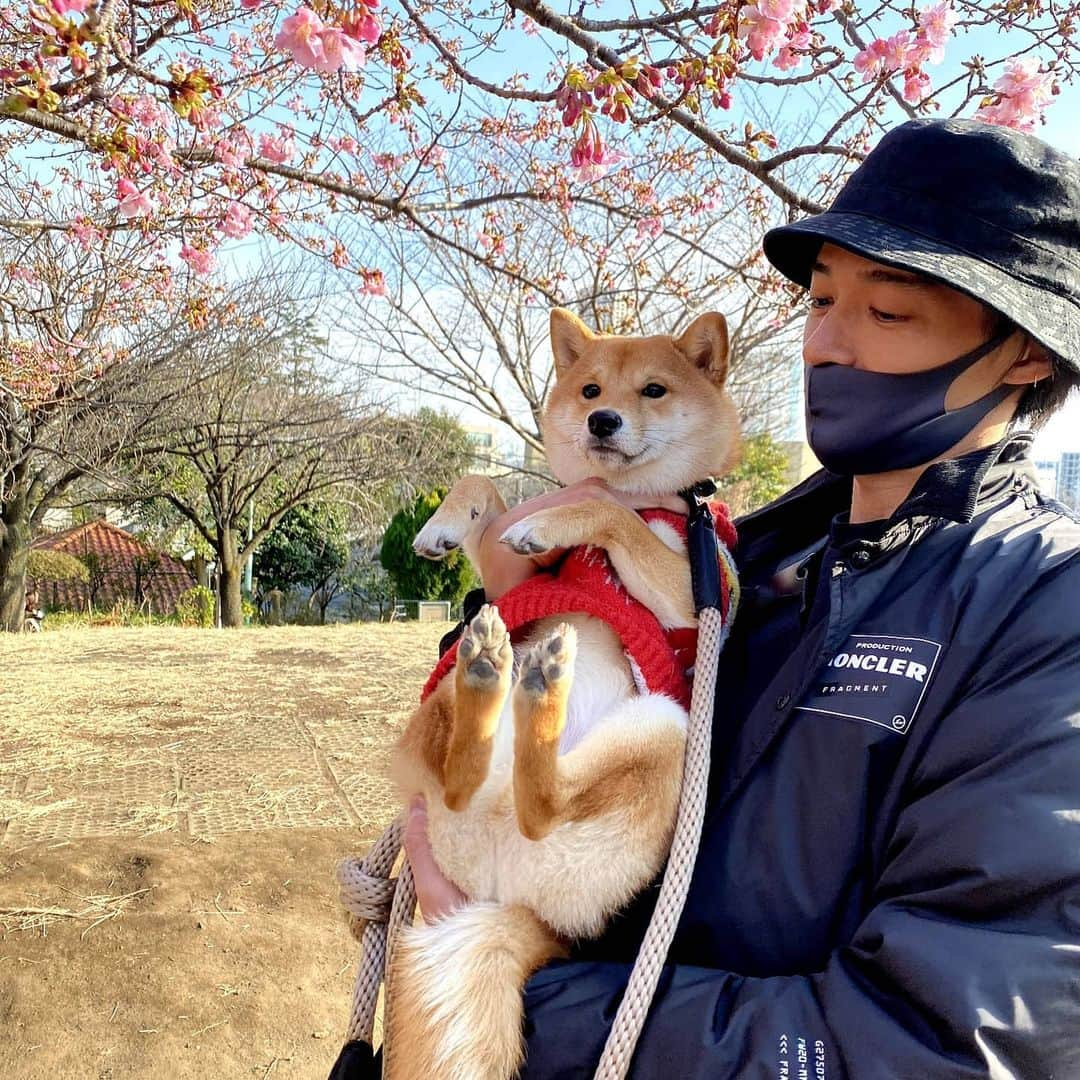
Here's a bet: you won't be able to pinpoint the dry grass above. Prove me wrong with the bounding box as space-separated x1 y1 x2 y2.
0 622 445 772
0 885 155 938
0 622 447 842
0 622 449 1079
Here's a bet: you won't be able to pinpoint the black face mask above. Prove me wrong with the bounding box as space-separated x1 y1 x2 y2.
804 328 1016 475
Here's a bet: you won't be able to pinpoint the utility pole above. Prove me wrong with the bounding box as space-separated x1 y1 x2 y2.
243 500 254 596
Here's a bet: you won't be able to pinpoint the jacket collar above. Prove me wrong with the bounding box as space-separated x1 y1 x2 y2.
888 432 1036 525
733 433 1038 575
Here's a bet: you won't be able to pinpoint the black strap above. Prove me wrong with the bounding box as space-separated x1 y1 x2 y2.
327 1040 381 1080
679 478 722 615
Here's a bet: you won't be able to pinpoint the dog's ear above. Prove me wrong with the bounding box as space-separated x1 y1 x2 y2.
550 308 594 377
674 312 729 386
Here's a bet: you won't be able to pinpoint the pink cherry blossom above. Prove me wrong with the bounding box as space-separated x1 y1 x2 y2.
314 28 367 73
116 177 154 218
853 38 891 78
880 31 914 72
977 56 1055 133
221 202 254 239
569 123 629 182
757 0 799 22
258 132 296 164
69 218 98 251
738 6 787 61
773 47 802 72
916 2 959 63
636 216 664 239
788 23 812 50
571 144 628 183
179 244 216 275
50 0 90 14
214 137 245 166
903 68 931 103
347 11 381 46
240 0 261 9
359 268 386 297
274 7 326 69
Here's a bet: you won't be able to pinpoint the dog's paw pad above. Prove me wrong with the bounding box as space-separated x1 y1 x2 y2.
518 625 575 696
458 604 511 688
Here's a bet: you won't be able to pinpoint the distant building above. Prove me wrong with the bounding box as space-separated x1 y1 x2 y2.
463 423 505 476
31 519 194 615
1034 458 1060 499
779 439 820 488
522 440 549 476
1059 452 1080 510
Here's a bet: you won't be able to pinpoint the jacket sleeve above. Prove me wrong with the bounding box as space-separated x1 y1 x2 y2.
519 569 1080 1080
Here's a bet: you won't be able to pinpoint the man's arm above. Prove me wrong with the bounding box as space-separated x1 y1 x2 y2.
520 569 1080 1079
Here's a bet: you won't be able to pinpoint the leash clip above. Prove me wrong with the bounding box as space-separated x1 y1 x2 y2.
679 477 722 615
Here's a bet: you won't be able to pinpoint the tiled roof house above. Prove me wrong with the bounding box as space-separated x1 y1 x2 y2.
31 520 195 615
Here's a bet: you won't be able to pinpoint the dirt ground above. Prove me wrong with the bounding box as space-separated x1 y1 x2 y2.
0 623 448 1080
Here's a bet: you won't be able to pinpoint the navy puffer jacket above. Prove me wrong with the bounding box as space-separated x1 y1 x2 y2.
519 434 1080 1080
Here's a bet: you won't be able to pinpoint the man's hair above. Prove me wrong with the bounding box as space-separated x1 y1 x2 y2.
983 308 1080 429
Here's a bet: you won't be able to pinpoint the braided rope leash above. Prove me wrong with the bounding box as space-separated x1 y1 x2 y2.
337 816 415 1047
336 484 738 1078
594 563 737 1077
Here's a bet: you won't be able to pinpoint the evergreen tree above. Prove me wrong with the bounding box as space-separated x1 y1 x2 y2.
379 489 477 605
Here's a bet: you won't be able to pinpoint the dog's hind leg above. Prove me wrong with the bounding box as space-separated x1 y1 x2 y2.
444 605 513 812
512 625 576 841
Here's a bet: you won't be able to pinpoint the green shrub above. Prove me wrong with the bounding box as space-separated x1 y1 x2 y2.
175 585 215 628
27 548 90 584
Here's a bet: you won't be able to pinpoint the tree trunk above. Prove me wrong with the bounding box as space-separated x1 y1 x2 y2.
0 488 31 633
218 529 244 628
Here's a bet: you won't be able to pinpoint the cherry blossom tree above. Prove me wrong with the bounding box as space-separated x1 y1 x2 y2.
0 2 1072 317
0 177 205 630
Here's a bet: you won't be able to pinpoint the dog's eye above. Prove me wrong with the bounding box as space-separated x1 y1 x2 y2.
582 384 601 399
470 507 480 520
642 383 667 398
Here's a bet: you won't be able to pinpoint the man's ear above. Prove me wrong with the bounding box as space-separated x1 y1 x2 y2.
999 336 1053 387
550 308 594 378
674 312 729 387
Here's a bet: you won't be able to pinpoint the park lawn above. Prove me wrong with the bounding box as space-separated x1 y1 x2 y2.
0 623 447 1080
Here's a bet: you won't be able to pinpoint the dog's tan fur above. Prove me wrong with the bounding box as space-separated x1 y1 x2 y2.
386 308 741 1080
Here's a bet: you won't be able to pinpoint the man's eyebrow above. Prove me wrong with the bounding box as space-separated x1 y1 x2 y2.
811 260 935 288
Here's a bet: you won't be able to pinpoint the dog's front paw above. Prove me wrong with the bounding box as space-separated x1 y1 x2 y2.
411 521 461 560
499 511 560 555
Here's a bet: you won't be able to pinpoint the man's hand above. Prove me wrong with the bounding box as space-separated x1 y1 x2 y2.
403 796 467 923
477 478 689 599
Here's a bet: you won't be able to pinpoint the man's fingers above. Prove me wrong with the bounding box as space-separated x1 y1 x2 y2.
403 797 436 870
403 796 467 922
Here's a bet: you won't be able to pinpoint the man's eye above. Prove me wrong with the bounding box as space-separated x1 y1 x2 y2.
871 307 904 322
642 383 667 398
582 383 601 399
806 296 831 310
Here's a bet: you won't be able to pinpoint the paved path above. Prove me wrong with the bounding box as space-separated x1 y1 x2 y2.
0 623 447 848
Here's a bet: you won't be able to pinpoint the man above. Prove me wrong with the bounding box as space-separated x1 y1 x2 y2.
406 118 1080 1077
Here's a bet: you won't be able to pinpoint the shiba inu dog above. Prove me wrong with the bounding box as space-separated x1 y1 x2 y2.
385 308 741 1080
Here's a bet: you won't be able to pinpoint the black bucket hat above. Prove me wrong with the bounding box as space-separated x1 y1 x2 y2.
763 118 1080 372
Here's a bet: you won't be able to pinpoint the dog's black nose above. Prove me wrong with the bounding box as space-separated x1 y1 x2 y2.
588 410 622 438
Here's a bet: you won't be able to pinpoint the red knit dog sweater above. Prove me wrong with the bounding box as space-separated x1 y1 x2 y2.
421 505 737 710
